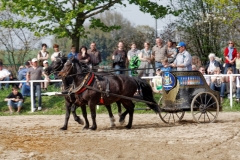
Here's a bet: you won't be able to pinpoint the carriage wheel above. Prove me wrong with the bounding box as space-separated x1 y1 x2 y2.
158 96 185 124
191 92 219 123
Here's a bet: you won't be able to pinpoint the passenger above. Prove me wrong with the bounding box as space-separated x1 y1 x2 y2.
151 68 162 93
4 86 24 114
160 57 172 74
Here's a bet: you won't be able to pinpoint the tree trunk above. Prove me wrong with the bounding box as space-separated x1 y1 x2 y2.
71 35 80 52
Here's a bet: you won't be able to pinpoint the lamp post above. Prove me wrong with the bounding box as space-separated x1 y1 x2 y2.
155 18 158 38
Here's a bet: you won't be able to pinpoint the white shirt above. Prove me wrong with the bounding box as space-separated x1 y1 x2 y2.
0 69 10 79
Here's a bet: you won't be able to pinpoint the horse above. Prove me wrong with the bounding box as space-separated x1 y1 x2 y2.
44 56 122 130
58 58 160 130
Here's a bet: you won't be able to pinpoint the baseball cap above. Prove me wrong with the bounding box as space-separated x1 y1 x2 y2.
31 58 38 62
25 61 30 65
156 68 161 71
177 42 186 48
43 60 48 64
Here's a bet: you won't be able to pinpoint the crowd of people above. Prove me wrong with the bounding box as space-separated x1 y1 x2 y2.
1 38 240 114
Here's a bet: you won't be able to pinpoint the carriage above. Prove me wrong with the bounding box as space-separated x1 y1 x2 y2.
156 71 221 124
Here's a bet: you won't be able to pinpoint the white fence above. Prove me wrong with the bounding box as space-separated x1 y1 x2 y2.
1 74 240 112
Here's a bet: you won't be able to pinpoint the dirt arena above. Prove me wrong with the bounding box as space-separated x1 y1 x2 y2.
0 112 240 160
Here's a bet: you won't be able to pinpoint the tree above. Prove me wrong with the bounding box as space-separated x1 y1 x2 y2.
169 0 226 64
0 11 42 73
0 0 181 51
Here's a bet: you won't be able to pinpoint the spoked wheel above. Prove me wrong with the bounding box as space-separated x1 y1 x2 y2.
158 96 185 124
191 92 219 123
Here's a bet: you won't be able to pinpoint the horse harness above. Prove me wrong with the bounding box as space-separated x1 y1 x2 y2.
68 72 110 104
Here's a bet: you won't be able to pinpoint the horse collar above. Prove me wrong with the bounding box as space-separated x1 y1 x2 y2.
73 72 95 94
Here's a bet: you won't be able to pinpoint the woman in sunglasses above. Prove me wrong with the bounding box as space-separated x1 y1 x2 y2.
223 40 237 74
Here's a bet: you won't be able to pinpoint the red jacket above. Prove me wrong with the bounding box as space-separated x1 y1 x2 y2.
224 47 237 64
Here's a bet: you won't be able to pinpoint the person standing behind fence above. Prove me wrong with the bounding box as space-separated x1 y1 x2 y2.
0 62 10 90
51 44 62 61
127 42 140 76
37 43 49 67
26 58 50 111
138 42 154 77
236 52 240 74
78 46 91 66
152 37 168 70
205 53 222 75
223 40 237 74
18 62 31 97
4 86 23 114
170 42 192 71
67 45 78 59
112 41 127 75
88 42 102 70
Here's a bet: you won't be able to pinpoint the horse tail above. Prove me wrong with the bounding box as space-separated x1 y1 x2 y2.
133 77 160 113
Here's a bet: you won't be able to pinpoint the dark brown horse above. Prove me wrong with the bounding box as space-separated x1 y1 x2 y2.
44 56 121 130
58 58 160 130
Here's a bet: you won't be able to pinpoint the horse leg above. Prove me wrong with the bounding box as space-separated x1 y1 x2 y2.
116 101 122 117
60 99 71 130
81 104 90 130
105 105 116 127
120 100 135 129
119 110 128 125
71 104 84 125
89 102 97 130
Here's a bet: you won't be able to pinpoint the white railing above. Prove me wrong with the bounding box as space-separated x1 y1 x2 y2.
142 74 240 108
0 79 62 112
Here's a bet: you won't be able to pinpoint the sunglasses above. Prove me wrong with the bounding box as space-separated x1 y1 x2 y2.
229 43 233 44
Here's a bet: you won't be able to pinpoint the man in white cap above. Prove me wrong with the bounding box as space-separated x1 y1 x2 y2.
26 58 50 111
170 42 192 71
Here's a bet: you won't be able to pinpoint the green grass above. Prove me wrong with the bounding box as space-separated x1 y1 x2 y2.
0 85 239 116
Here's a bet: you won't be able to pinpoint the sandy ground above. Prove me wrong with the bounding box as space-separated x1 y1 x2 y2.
1 112 240 160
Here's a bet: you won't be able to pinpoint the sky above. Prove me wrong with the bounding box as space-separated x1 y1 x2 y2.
114 0 175 31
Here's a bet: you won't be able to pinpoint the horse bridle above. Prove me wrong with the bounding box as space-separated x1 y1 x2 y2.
53 57 64 73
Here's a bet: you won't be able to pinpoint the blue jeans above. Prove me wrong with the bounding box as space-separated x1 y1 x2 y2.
7 100 23 108
236 87 240 99
0 76 10 89
114 65 125 75
21 83 30 97
155 61 163 70
224 63 236 74
210 82 226 97
33 83 41 108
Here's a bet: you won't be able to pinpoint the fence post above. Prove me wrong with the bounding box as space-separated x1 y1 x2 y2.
30 81 34 112
230 75 233 108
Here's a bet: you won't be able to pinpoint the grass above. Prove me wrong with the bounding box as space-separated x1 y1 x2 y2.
0 85 239 116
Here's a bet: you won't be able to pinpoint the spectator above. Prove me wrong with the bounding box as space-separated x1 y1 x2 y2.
26 58 50 111
0 62 10 89
37 43 49 67
191 55 202 70
151 68 162 93
77 46 91 66
41 60 49 91
223 40 237 74
236 76 240 102
67 45 78 59
152 37 168 70
51 44 62 61
223 67 236 97
192 64 197 71
236 52 240 74
210 67 225 102
171 42 192 71
199 66 210 85
18 62 31 97
4 86 23 114
167 39 177 63
138 42 154 77
127 42 140 76
87 42 102 70
160 57 172 74
205 53 222 75
112 41 127 75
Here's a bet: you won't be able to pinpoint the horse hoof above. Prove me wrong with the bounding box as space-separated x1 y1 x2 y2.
90 126 97 130
119 119 125 125
60 127 67 130
125 125 132 129
82 126 89 130
110 123 116 128
110 117 115 123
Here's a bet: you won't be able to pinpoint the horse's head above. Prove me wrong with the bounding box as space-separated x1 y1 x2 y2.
58 58 90 78
44 55 67 75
